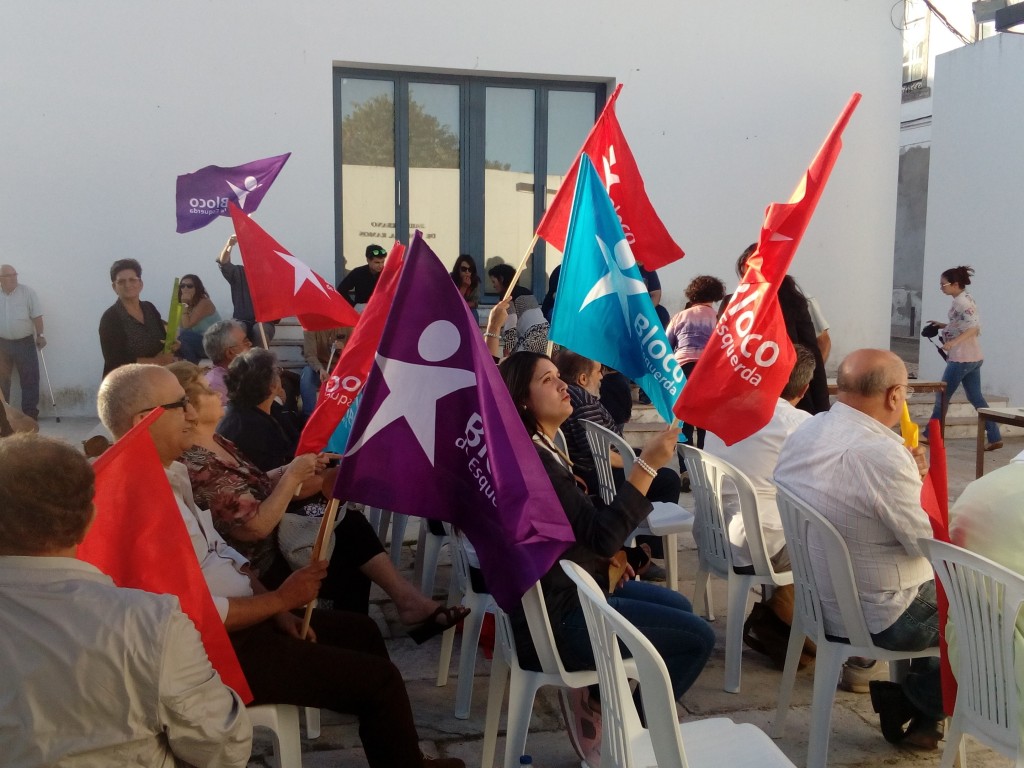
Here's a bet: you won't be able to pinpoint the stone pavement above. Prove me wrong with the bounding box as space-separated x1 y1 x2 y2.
35 417 1021 768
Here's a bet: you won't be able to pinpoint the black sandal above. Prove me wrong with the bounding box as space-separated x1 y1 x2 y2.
407 604 471 645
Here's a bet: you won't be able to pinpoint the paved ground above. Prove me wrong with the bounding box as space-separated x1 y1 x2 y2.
37 417 1021 768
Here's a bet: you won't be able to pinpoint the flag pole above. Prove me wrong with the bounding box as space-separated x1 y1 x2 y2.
299 497 341 640
502 234 539 302
257 322 270 350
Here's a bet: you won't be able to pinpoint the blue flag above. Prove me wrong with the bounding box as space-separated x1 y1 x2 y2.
550 156 685 423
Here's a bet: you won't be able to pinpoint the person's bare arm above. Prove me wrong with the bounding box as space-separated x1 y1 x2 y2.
180 297 216 330
816 328 832 363
223 560 327 632
217 235 238 265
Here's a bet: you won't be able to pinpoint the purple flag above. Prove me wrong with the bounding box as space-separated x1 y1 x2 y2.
332 232 575 611
175 153 290 233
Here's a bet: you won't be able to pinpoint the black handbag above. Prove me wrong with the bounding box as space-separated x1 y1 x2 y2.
921 324 948 360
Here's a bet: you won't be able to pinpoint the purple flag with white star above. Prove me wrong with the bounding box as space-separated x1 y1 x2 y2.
332 232 575 610
175 153 290 233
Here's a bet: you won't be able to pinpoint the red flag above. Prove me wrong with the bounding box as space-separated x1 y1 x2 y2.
78 409 252 702
535 84 684 270
674 93 861 445
919 419 957 715
229 203 360 331
295 242 405 455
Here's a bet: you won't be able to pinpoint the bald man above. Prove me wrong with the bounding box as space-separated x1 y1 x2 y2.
774 350 941 747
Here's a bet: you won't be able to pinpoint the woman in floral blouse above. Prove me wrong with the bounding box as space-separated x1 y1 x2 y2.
926 265 1002 450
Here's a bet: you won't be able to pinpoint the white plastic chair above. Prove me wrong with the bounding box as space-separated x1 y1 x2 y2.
247 704 320 768
679 444 793 693
580 419 693 592
771 484 939 768
481 580 637 768
436 531 497 716
414 519 450 598
560 560 799 768
922 538 1024 768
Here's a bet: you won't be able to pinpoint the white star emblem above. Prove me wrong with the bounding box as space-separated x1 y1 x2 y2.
579 235 648 327
227 175 261 209
345 321 477 466
276 251 331 298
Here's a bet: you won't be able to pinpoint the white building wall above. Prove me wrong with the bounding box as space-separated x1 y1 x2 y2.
920 34 1024 402
1 1 902 415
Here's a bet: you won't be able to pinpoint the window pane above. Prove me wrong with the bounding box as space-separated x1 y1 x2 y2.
484 86 535 294
408 82 461 267
339 78 395 269
544 90 598 283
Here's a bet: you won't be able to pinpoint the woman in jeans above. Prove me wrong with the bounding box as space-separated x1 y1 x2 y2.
498 351 714 764
925 265 1001 450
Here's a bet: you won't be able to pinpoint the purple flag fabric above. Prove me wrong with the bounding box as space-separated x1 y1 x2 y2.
332 232 575 611
175 153 290 233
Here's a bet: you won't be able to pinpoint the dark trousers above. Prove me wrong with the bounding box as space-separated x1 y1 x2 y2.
232 610 423 767
0 336 39 419
322 507 385 612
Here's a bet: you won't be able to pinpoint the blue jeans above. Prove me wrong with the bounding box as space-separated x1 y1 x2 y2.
300 365 322 417
557 580 715 701
0 336 40 419
929 360 1000 444
177 330 206 363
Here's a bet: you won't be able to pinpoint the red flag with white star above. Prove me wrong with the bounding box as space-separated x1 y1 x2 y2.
535 84 684 270
674 93 860 445
229 204 360 331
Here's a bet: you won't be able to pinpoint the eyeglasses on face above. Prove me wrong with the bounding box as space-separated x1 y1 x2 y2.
940 282 951 288
137 395 190 415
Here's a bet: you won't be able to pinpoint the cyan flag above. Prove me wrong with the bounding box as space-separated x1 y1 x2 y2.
550 155 685 423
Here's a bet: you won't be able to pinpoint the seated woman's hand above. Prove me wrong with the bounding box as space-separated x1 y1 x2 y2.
283 453 319 485
638 425 681 470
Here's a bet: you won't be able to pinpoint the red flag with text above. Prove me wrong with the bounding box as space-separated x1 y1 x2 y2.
78 409 252 702
295 243 405 455
674 93 861 445
229 203 360 331
535 84 684 270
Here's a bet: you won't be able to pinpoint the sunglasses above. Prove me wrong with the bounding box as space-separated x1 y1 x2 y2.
137 395 190 415
460 266 473 272
180 283 196 289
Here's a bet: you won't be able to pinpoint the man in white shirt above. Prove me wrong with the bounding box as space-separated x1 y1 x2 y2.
774 349 939 747
0 432 252 768
0 264 45 420
97 364 464 768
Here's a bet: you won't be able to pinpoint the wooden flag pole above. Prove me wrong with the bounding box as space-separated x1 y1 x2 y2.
257 321 270 350
299 497 342 640
502 234 540 302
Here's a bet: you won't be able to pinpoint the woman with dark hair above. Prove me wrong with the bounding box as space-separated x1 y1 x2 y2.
926 265 1001 450
176 273 221 363
487 263 549 355
499 350 713 763
732 244 830 414
98 259 176 377
450 255 480 310
666 275 727 447
210 351 467 638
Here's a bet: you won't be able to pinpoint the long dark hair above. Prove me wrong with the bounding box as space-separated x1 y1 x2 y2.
451 254 480 290
488 263 517 294
941 265 974 289
177 273 209 302
499 351 549 437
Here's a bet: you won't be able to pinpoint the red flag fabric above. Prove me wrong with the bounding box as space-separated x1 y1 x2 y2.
919 419 957 716
229 203 360 331
674 93 861 445
78 409 252 702
295 242 405 455
535 84 684 270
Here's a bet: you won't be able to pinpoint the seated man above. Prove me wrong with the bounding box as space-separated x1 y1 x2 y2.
202 318 252 404
97 364 464 768
0 433 252 767
774 349 940 748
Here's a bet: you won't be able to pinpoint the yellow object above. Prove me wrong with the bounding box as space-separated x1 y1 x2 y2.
900 402 919 448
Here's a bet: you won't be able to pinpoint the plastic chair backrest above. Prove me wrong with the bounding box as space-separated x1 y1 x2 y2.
681 445 782 581
520 580 577 678
580 419 627 505
774 483 874 647
680 444 732 579
923 538 1024 758
561 560 689 768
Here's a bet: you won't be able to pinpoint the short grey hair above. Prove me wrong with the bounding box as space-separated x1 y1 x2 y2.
203 319 246 365
97 363 159 438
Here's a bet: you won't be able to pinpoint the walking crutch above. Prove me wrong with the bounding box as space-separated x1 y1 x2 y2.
38 345 59 422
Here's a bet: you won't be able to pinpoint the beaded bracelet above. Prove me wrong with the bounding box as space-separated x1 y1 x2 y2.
635 457 658 479
483 331 500 340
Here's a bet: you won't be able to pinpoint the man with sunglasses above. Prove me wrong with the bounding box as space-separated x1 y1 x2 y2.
97 364 465 768
774 349 941 748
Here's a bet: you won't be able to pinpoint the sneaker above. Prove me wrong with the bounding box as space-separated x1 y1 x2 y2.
557 687 601 766
841 659 889 693
985 440 1004 452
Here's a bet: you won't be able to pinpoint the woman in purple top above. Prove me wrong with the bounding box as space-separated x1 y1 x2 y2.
665 275 726 447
